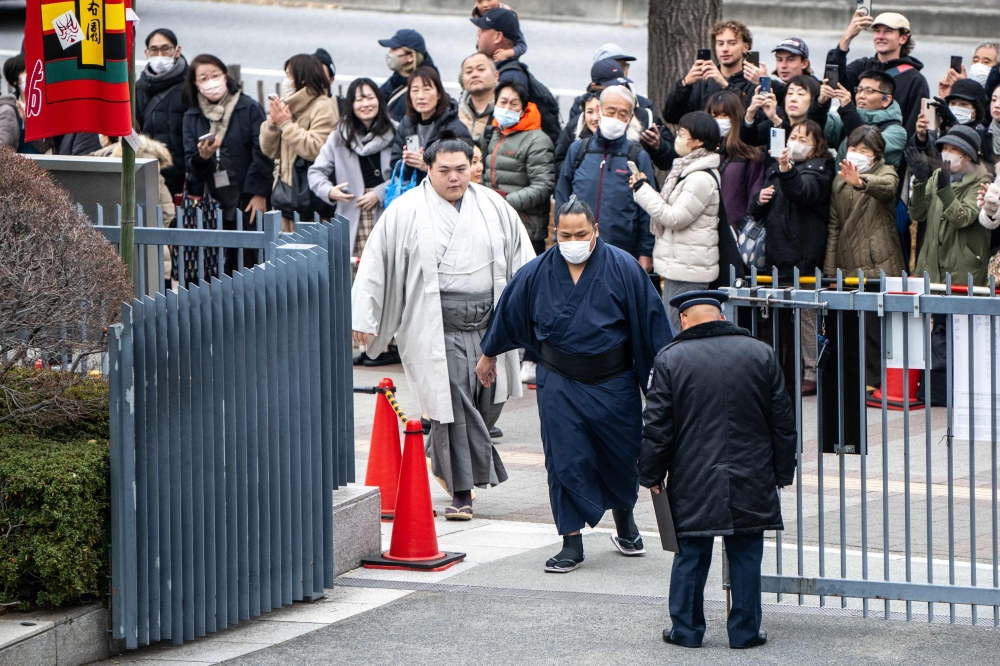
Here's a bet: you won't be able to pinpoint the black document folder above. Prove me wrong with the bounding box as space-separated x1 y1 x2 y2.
650 483 679 552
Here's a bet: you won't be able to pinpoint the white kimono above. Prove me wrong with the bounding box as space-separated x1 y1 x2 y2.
352 179 536 424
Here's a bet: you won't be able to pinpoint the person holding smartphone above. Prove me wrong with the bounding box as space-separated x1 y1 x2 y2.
828 11 928 137
629 111 723 333
662 20 758 125
390 67 471 184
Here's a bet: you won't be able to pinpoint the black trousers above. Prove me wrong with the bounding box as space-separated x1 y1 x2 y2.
668 533 764 647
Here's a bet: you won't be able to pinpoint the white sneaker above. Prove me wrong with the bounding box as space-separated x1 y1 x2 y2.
520 361 537 384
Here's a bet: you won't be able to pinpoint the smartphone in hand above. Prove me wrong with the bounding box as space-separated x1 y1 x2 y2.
769 127 786 159
697 48 712 62
405 134 421 153
951 55 963 73
759 76 771 94
198 132 216 144
922 98 938 131
627 160 640 176
856 0 872 17
746 51 760 67
824 64 840 90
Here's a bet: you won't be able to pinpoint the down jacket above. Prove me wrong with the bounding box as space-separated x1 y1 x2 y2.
639 319 797 537
911 162 993 286
749 156 835 279
824 159 904 278
481 103 555 242
260 87 337 188
633 151 721 283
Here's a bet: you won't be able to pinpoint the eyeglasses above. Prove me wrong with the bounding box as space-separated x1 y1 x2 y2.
854 86 886 96
195 72 225 84
145 45 176 56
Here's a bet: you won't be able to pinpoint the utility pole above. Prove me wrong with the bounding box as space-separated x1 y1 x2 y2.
120 0 137 283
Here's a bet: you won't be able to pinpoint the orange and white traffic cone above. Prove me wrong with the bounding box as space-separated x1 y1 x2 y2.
362 420 466 571
364 378 403 521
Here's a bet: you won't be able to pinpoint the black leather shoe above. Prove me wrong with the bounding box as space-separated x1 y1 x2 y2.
662 630 700 648
362 350 401 366
731 629 767 649
489 426 503 438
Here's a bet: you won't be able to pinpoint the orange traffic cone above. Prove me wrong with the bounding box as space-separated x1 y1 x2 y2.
362 420 466 571
867 368 925 411
365 378 403 521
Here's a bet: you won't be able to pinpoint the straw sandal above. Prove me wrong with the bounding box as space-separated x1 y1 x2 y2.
444 505 473 521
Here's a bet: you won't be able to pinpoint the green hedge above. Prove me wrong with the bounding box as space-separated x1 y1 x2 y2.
0 434 109 608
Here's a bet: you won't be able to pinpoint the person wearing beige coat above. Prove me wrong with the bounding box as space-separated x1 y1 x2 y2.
630 112 723 332
260 54 338 231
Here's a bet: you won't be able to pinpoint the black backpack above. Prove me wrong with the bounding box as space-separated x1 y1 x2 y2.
570 133 644 175
498 60 562 144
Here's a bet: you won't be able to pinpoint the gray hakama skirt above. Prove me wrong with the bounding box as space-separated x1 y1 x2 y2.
426 291 508 494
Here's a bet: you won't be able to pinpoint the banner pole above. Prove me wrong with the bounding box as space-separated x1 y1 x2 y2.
120 0 136 285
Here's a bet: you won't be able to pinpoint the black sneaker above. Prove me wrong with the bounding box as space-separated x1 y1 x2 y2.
611 534 646 556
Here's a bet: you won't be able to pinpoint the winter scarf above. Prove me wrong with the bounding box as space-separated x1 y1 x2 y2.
659 147 712 201
197 90 240 145
344 126 395 156
990 119 1000 160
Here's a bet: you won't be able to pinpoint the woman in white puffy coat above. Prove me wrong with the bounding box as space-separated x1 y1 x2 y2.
629 111 722 332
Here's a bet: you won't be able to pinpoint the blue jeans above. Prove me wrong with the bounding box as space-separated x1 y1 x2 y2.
668 533 764 647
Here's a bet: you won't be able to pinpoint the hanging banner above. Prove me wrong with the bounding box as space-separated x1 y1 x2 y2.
23 0 134 141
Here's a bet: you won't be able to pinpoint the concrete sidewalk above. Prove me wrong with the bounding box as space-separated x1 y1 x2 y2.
218 523 1000 665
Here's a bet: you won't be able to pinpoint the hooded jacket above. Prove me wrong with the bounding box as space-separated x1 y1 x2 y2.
481 103 555 242
555 128 657 258
379 52 438 122
0 96 16 150
640 319 797 538
634 151 721 283
833 100 907 170
827 47 930 137
662 69 757 125
911 161 993 285
749 156 835 278
824 159 904 277
135 56 189 195
390 98 471 183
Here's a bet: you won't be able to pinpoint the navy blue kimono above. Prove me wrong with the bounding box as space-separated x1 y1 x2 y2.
481 238 672 533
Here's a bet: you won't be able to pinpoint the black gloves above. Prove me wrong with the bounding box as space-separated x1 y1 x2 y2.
930 97 957 129
905 147 930 183
936 159 952 190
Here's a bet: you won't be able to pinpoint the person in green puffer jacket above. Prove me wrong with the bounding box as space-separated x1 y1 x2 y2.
820 70 908 171
824 126 904 278
906 125 993 285
481 81 555 256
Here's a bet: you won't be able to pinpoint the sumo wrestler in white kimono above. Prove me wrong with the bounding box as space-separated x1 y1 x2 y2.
352 141 535 518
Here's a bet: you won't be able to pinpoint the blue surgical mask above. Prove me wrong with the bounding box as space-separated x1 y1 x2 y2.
493 107 521 129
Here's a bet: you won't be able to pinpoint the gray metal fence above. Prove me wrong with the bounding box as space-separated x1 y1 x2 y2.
723 266 1000 625
108 216 354 648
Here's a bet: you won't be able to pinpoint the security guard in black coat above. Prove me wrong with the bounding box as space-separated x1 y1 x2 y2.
639 290 797 650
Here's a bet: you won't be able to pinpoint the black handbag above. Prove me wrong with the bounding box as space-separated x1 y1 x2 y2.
271 156 314 219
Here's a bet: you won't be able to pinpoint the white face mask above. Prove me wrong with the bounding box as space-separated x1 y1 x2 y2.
148 56 175 74
970 63 992 87
950 105 975 124
281 77 296 100
845 151 873 174
493 106 521 129
559 231 596 265
787 140 811 163
674 135 692 157
599 116 628 141
716 117 731 138
942 151 967 170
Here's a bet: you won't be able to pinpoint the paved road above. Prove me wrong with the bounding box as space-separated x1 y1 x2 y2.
0 1 990 111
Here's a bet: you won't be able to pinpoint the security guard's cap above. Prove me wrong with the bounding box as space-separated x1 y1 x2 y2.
668 289 730 313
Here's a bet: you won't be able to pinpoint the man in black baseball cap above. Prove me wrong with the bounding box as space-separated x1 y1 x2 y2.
377 28 437 121
473 8 528 90
771 37 812 83
590 58 632 90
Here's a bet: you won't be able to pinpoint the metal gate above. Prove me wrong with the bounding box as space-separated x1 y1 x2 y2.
724 267 1000 625
108 217 354 648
